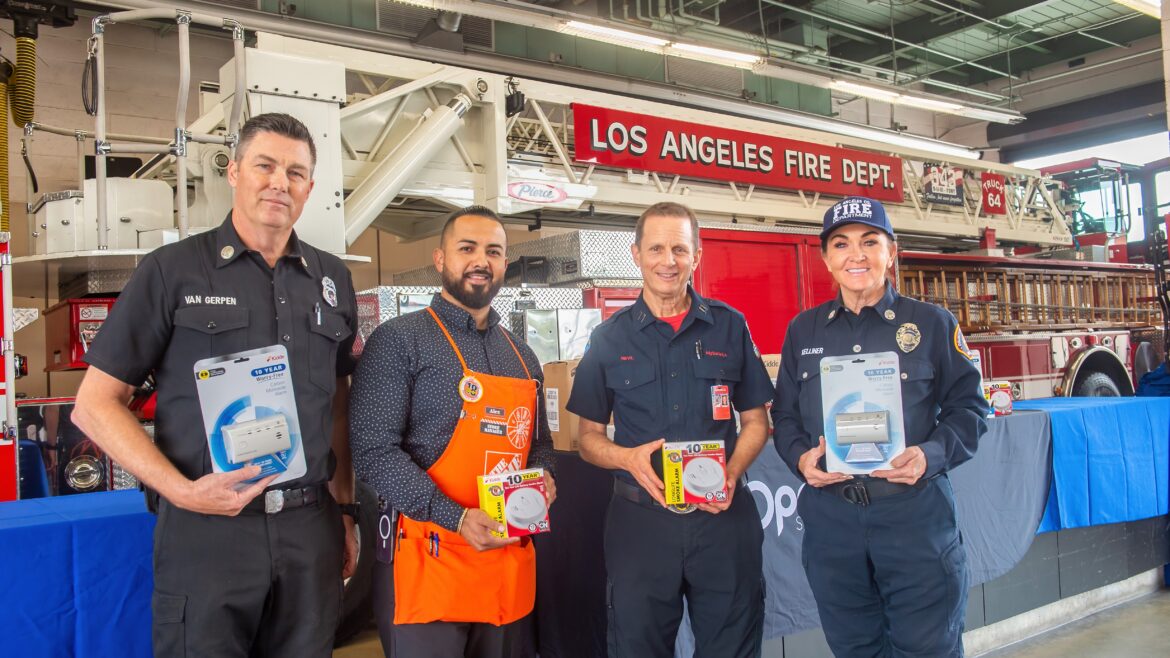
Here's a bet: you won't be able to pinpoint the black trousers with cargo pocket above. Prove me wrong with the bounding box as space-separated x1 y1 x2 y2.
151 495 344 657
603 486 765 658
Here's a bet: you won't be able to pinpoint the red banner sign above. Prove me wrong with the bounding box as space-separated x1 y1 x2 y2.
981 172 1006 215
572 104 903 202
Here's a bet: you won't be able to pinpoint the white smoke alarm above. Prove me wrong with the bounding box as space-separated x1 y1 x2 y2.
683 456 725 498
505 487 549 528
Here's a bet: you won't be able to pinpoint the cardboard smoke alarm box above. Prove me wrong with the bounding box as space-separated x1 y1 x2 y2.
543 359 582 451
477 467 551 538
761 354 781 382
983 381 1013 416
761 354 781 428
662 440 728 505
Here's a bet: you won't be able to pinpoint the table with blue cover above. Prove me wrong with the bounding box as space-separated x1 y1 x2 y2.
1014 397 1170 532
0 490 153 658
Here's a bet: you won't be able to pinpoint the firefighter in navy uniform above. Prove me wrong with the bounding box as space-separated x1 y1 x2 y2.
567 202 774 658
772 196 988 658
74 114 359 657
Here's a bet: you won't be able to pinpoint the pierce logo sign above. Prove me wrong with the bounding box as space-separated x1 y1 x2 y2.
508 182 568 204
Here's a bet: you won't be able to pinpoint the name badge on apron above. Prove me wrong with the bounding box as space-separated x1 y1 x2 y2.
711 385 731 420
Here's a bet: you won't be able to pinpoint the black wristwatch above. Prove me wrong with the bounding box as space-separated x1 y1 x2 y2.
338 502 360 519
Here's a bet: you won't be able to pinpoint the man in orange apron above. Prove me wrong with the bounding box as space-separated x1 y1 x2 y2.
351 206 557 658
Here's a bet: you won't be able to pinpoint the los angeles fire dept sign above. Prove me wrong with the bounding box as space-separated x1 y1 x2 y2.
572 104 904 202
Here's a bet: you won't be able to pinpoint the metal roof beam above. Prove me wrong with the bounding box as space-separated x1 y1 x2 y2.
822 0 1054 64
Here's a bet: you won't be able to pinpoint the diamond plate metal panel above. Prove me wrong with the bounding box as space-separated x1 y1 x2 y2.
58 270 135 299
391 268 442 286
503 231 639 283
13 308 39 333
393 231 640 286
354 286 588 347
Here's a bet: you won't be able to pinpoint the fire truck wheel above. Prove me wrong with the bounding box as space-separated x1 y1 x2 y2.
335 480 378 646
1074 371 1122 397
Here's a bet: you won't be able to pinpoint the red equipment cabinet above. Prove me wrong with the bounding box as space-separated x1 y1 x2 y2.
43 298 116 372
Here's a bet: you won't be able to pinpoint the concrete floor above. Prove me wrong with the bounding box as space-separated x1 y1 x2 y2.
333 628 381 658
332 589 1170 657
982 589 1170 658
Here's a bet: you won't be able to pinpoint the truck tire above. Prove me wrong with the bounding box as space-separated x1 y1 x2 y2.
1074 371 1122 397
335 480 378 646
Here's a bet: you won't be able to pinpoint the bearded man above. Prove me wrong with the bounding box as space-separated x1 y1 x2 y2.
351 205 557 658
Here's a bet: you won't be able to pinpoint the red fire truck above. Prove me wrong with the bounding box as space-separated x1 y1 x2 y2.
4 23 1168 498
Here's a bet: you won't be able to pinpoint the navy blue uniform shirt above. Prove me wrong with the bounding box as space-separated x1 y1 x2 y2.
771 285 987 481
84 215 357 487
567 288 774 484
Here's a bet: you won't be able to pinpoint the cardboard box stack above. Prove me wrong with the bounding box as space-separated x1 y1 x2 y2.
543 359 582 451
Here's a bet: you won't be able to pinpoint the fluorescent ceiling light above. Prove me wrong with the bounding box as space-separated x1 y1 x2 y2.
904 97 963 113
955 106 1025 123
667 43 762 69
831 80 901 102
558 21 669 51
552 17 1022 124
1112 0 1160 18
831 79 1022 124
391 0 439 8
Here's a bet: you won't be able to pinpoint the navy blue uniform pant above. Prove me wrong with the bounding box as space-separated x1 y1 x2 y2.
799 476 968 658
604 487 764 658
151 496 344 657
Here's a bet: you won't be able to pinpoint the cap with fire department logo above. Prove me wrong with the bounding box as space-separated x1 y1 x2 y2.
820 196 895 241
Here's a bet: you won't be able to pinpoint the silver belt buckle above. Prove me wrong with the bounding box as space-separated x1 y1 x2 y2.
667 502 697 515
265 489 285 514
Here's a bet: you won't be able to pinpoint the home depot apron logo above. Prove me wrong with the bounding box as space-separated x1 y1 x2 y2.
507 407 532 449
485 451 524 475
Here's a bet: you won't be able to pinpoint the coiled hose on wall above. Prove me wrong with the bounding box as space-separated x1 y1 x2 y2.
0 35 37 233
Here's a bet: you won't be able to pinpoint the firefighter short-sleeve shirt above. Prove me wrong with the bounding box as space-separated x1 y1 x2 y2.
567 287 774 485
84 216 357 486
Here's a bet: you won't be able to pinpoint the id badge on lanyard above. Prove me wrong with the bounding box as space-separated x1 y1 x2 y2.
711 384 731 420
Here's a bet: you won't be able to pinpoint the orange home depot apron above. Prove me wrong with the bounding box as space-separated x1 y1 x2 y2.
393 307 539 626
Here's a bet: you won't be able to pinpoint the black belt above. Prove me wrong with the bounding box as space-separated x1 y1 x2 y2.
823 476 926 506
613 479 697 514
243 484 327 515
613 478 750 515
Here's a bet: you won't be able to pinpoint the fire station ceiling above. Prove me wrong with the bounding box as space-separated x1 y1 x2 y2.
724 0 1160 88
96 0 1164 128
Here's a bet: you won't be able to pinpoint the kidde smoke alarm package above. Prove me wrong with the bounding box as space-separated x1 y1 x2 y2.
662 441 728 505
983 381 1013 416
194 345 306 485
819 352 906 475
477 468 551 538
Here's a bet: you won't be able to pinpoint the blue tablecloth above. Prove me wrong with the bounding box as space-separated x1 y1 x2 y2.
0 490 154 658
1014 397 1170 532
